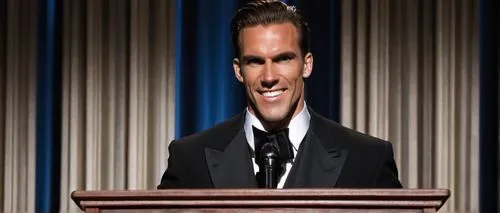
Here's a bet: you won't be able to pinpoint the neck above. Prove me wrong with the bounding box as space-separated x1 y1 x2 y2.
261 114 293 131
253 101 302 131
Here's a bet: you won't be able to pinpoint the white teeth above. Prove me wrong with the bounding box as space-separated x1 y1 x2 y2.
262 90 283 97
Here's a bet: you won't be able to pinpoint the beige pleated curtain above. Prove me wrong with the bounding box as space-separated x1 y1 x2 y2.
341 0 479 212
0 0 482 213
0 0 38 212
58 0 177 212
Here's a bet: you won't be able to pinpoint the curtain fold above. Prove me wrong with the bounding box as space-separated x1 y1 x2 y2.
341 0 479 212
0 0 5 209
35 0 62 212
0 0 37 212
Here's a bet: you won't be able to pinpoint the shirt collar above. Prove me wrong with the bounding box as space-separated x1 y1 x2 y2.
244 103 311 152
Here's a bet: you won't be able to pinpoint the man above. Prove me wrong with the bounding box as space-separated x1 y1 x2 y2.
158 0 402 189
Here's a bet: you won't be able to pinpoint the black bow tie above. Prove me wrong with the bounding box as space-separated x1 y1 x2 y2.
252 126 295 163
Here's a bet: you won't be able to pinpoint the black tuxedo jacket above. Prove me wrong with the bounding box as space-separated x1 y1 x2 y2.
158 108 402 189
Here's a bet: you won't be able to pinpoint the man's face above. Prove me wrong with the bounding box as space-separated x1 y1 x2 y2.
233 22 313 129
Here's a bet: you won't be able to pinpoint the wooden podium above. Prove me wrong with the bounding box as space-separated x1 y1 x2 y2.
72 189 450 213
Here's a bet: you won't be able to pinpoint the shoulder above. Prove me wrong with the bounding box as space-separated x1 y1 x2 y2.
170 113 245 151
309 109 391 152
308 108 401 187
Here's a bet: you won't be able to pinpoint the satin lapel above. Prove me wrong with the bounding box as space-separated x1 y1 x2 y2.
285 130 349 188
205 129 257 188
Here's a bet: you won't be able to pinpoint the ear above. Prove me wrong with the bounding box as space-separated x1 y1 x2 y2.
302 52 313 78
233 58 244 83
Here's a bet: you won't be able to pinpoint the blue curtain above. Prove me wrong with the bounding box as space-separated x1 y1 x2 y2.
175 0 246 137
35 0 61 212
175 0 342 138
296 0 341 122
479 0 499 212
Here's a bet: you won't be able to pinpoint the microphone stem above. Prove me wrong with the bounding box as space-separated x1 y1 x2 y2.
264 156 278 188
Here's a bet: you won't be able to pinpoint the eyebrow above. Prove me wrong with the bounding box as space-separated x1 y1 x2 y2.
241 51 297 63
271 52 297 62
241 55 264 64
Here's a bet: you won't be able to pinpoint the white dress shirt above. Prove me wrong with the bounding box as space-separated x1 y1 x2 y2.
244 103 311 188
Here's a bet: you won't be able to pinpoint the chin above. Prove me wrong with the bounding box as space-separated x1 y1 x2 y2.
262 115 286 123
260 110 289 123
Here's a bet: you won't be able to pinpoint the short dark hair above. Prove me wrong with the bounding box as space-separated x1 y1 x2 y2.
230 0 310 58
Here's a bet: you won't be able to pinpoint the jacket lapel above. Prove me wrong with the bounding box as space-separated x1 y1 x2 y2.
205 129 257 188
284 130 348 188
284 108 349 188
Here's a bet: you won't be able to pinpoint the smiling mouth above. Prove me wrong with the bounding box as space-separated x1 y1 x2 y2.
259 89 286 98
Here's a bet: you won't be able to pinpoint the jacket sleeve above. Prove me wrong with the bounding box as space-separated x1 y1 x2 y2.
373 142 403 188
157 140 182 189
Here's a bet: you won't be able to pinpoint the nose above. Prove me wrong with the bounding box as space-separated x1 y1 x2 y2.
261 61 279 88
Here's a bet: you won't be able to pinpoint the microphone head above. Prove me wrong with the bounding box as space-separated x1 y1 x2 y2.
257 142 279 164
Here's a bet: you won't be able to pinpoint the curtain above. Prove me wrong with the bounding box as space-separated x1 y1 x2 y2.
0 0 4 210
478 0 499 211
341 0 479 212
58 0 176 212
36 0 62 211
0 0 37 212
298 0 342 122
175 0 245 137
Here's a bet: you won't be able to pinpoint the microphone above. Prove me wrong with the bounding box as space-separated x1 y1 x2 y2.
259 142 280 188
253 126 292 188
